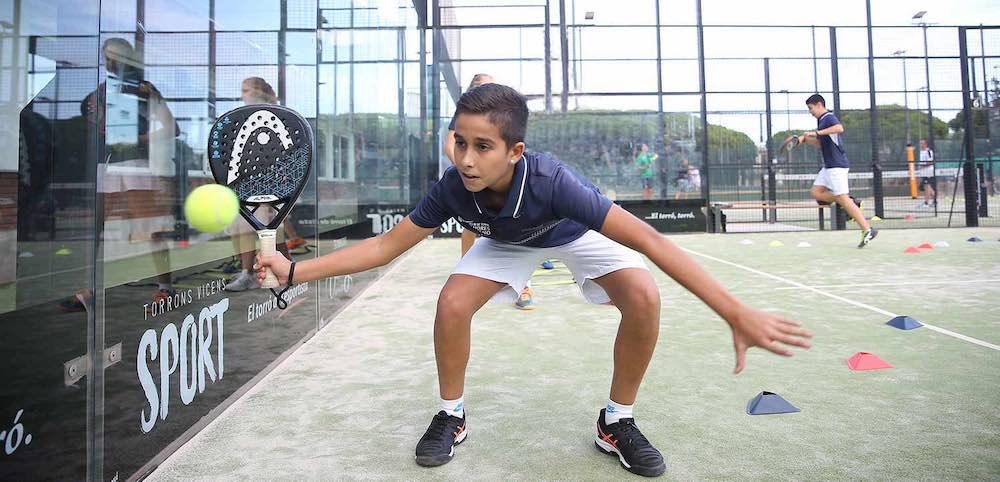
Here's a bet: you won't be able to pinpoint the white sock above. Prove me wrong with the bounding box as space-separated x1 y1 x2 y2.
441 396 464 418
605 399 633 425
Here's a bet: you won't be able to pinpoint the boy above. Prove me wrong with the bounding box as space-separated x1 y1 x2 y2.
256 84 812 477
798 94 877 248
444 73 538 310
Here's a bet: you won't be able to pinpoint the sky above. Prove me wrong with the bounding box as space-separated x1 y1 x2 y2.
442 0 1000 143
5 0 1000 146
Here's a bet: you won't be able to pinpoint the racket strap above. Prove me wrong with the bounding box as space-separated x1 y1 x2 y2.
270 261 296 310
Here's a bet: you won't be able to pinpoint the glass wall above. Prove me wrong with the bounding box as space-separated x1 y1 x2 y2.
2 1 428 480
1 1 100 479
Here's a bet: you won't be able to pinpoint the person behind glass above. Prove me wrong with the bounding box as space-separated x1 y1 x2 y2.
634 143 657 200
64 38 180 311
674 158 691 200
916 138 936 208
224 77 301 292
686 159 701 197
443 74 541 311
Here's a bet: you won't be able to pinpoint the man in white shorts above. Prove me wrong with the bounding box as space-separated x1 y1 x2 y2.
799 94 877 248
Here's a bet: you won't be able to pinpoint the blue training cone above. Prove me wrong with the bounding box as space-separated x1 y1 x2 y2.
968 236 983 242
746 391 800 415
887 315 923 330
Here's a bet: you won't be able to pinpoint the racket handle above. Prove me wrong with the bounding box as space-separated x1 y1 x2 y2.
257 229 280 289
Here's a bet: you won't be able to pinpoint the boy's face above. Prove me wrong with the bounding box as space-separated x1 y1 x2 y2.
453 113 525 193
806 102 825 118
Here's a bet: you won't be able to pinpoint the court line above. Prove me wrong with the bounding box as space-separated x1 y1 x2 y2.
682 247 1000 352
774 279 1000 290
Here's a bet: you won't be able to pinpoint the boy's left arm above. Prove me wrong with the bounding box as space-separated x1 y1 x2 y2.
599 204 813 373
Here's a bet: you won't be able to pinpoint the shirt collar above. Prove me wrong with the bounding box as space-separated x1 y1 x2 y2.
471 154 528 219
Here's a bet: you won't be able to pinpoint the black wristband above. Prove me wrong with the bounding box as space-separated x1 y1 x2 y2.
271 261 297 310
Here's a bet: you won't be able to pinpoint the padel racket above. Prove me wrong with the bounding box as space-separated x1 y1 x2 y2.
780 135 800 155
208 105 313 308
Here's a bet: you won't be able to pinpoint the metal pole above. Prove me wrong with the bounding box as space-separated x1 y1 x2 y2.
765 59 777 223
979 26 990 217
903 55 910 143
278 0 287 103
812 25 819 93
430 0 441 196
559 0 569 113
571 0 577 100
866 0 884 218
417 0 428 203
544 0 552 113
830 26 846 230
655 0 667 199
958 27 979 227
923 24 934 152
398 27 407 200
696 0 711 231
785 90 790 132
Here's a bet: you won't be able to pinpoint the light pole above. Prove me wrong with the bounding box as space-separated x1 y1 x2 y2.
780 89 790 133
913 10 934 150
916 85 925 138
893 49 911 143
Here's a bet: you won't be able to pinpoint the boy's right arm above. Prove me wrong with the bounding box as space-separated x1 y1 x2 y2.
255 216 435 285
798 132 821 146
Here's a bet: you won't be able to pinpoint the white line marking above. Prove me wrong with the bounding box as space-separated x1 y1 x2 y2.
774 279 1000 290
682 247 1000 351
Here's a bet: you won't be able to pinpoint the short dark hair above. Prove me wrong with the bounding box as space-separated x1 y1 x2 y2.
455 83 528 148
806 94 826 106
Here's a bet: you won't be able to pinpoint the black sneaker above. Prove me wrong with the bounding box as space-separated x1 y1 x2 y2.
858 227 878 248
415 411 467 467
595 409 666 477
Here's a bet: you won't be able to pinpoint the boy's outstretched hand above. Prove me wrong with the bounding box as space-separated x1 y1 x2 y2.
254 252 293 286
729 305 813 374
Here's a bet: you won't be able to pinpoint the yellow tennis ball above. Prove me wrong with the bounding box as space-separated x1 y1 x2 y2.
184 184 239 233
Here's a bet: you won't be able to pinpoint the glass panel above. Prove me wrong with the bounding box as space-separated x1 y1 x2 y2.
0 1 101 479
93 1 345 479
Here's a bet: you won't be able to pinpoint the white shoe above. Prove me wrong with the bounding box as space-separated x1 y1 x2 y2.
224 271 260 292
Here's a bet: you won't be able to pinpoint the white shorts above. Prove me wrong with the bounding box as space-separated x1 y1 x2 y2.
813 167 850 196
453 230 648 305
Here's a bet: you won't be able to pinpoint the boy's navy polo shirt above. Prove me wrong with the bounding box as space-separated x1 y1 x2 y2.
817 111 849 169
410 150 613 247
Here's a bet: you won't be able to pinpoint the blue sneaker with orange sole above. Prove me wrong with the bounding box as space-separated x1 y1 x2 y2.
515 286 535 310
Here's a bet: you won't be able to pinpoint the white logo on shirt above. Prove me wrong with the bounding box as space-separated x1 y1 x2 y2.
458 217 491 236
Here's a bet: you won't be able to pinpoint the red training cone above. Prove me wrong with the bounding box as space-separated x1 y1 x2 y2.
903 247 921 254
917 243 934 250
904 214 915 221
847 352 892 371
